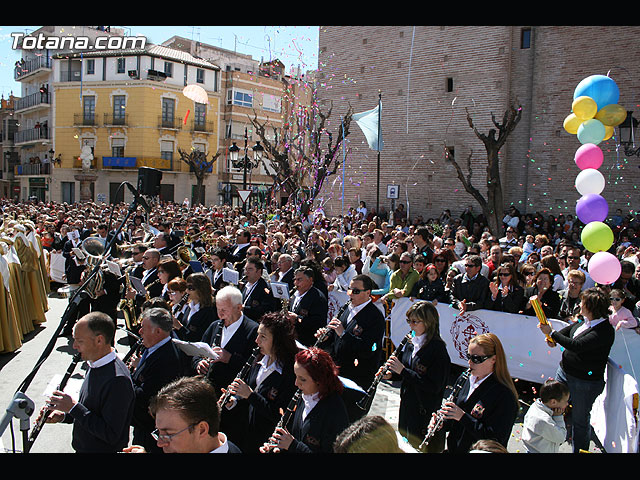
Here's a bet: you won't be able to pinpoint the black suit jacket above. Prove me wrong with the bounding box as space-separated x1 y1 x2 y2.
445 373 518 453
174 304 217 344
242 277 277 322
324 300 385 390
290 287 328 348
200 315 260 392
486 284 525 314
131 338 186 452
228 244 250 265
288 391 350 453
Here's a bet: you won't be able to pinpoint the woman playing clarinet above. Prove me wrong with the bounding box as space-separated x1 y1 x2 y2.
260 347 349 453
383 300 451 451
435 332 518 453
224 312 299 453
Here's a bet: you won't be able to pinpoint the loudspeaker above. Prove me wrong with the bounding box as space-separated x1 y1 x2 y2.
137 167 163 197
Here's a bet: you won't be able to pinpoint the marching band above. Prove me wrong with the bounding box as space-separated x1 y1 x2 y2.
3 198 624 455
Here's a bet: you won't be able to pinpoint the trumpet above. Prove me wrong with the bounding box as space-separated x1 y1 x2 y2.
119 240 153 251
217 345 261 410
356 332 413 411
419 368 471 451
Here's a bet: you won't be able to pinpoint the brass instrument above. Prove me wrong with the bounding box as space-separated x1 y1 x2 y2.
119 240 153 251
419 368 471 451
25 353 82 453
217 345 261 410
177 245 196 268
118 272 140 332
80 236 107 299
356 332 412 411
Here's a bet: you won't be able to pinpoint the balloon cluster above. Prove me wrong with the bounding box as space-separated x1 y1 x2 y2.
564 74 623 285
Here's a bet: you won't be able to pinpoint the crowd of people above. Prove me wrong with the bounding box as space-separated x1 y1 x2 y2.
3 197 639 454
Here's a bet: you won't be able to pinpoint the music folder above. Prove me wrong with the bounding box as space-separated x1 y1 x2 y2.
129 276 147 296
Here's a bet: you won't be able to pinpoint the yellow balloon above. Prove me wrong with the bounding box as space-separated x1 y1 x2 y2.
572 96 598 120
595 103 627 127
603 124 614 141
563 113 582 134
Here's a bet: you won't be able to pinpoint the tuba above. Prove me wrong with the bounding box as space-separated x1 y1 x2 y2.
80 236 106 299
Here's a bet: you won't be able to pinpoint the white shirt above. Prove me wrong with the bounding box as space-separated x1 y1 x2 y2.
573 316 607 338
344 299 371 329
221 315 243 348
302 392 321 421
255 354 282 387
88 349 117 369
464 372 492 402
410 333 426 358
292 289 309 310
210 432 230 453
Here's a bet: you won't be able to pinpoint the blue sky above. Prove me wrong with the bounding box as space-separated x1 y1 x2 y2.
0 25 319 98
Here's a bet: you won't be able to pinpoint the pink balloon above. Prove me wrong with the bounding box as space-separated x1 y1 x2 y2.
588 251 621 285
574 143 604 170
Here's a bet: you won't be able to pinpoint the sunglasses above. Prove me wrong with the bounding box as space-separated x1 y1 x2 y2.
498 272 511 277
400 260 412 264
465 264 479 268
611 297 622 302
467 353 494 364
348 288 368 294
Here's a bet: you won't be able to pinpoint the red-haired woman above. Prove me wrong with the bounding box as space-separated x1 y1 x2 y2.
260 347 349 453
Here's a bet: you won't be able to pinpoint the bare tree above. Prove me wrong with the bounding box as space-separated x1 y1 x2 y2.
446 103 523 236
248 100 353 207
177 148 220 206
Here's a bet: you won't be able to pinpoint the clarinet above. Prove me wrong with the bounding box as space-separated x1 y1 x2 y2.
25 353 82 453
356 332 413 411
217 345 261 409
314 301 351 347
262 388 303 453
419 368 471 451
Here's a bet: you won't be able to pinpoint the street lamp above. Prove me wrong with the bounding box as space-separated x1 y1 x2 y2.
229 128 261 213
619 111 640 157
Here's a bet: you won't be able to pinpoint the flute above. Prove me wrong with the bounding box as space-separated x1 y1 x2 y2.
355 332 413 411
217 345 261 409
530 295 556 346
25 353 82 453
419 368 471 451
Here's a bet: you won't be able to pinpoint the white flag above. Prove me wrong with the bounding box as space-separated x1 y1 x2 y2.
353 102 383 151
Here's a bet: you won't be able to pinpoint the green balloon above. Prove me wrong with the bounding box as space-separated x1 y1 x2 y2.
581 221 614 253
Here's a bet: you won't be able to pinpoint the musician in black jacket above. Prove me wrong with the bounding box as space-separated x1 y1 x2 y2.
195 285 259 444
384 300 451 451
437 333 519 453
242 257 277 322
538 286 615 453
173 272 216 343
130 308 186 453
319 274 385 423
225 311 298 452
261 347 349 453
287 266 329 347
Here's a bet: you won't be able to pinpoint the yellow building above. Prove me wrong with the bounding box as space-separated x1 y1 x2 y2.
50 43 221 205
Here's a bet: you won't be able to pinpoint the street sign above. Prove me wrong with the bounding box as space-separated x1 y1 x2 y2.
238 189 251 203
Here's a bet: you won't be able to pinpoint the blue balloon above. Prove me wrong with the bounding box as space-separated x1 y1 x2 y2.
573 75 620 110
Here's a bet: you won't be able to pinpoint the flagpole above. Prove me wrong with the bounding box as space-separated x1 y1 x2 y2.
376 91 381 216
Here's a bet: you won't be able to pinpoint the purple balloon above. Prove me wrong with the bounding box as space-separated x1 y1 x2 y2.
576 193 608 224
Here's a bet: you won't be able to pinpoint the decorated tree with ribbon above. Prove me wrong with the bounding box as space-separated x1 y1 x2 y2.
564 74 626 284
446 103 523 237
177 148 220 206
248 94 353 209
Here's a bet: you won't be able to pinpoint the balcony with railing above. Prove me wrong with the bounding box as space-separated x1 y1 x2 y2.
15 162 52 176
74 113 98 127
158 115 182 130
190 119 215 134
15 92 50 112
14 126 51 144
103 113 128 126
14 56 52 80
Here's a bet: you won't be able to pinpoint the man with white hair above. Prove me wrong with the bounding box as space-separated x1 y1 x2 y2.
195 286 259 446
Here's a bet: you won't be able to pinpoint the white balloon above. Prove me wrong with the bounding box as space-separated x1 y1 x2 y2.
575 168 605 196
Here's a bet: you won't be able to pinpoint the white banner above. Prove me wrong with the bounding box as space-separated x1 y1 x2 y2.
49 252 66 283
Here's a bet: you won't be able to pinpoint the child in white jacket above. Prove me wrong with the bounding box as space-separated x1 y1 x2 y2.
522 379 570 453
